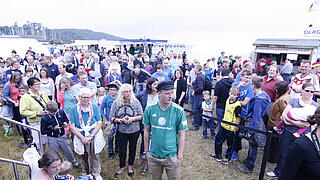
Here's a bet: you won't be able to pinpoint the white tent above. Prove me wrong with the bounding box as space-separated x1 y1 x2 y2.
98 39 120 49
0 37 50 58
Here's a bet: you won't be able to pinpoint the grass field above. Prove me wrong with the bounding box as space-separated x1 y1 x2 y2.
0 118 276 180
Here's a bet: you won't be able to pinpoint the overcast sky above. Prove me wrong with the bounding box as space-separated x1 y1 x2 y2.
1 0 320 59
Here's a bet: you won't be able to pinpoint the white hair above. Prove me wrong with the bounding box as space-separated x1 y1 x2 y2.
78 87 91 97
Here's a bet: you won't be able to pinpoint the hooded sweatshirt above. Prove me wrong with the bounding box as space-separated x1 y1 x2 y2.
245 91 271 133
214 77 235 109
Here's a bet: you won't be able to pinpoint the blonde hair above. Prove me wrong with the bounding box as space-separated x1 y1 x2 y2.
203 91 210 96
115 84 138 104
58 77 73 91
229 86 240 96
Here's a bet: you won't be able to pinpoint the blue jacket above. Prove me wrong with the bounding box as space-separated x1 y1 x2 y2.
245 91 271 133
137 90 148 111
3 82 18 117
100 95 116 121
40 110 68 137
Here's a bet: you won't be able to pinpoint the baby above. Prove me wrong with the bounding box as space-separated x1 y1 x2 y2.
54 161 74 180
274 100 317 137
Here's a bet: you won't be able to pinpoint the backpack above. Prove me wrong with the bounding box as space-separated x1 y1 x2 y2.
204 76 212 91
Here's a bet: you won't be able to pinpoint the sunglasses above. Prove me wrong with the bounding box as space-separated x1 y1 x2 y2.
304 89 315 93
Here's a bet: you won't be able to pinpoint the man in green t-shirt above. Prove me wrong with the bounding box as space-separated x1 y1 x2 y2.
143 80 188 180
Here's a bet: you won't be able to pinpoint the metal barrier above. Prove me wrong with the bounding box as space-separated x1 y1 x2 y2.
0 157 30 180
0 116 44 156
185 109 279 180
0 116 43 180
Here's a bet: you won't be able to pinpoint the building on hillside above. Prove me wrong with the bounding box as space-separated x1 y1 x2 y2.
253 39 320 65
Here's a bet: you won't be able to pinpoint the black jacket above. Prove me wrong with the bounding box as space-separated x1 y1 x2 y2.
175 78 187 101
214 77 234 109
40 110 68 137
192 73 205 95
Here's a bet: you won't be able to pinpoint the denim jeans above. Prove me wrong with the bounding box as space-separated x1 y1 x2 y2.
107 136 114 154
192 94 203 127
107 133 119 154
135 82 146 96
245 141 259 171
273 129 296 176
215 126 235 159
215 108 225 128
186 85 194 105
202 118 215 137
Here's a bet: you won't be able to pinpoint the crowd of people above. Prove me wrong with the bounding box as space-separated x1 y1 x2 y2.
0 46 320 180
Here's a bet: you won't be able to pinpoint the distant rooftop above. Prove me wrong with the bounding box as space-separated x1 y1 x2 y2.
253 39 320 48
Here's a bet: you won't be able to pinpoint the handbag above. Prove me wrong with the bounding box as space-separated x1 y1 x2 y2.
241 117 267 148
104 123 117 137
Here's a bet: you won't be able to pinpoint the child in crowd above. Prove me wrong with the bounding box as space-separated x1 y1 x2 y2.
201 91 215 140
108 67 122 85
274 99 317 137
210 87 241 165
18 85 33 148
41 101 81 168
54 161 74 180
0 84 13 135
88 70 100 87
100 83 120 160
97 87 106 107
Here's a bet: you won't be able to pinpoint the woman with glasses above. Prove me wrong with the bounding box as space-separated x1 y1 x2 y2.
267 82 320 178
69 87 105 180
110 84 143 177
20 77 50 149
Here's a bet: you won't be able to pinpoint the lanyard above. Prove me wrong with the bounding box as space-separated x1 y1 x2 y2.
311 130 320 158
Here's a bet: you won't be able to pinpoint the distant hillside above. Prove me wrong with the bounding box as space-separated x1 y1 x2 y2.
53 29 124 43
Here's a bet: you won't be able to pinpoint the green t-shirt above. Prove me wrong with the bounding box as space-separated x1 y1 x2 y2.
143 102 188 158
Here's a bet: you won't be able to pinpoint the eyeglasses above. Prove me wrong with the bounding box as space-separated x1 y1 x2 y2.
80 96 91 99
304 89 315 93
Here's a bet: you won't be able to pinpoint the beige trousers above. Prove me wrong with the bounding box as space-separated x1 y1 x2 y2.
81 142 101 176
147 154 181 180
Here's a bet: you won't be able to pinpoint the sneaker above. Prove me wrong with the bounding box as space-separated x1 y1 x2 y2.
221 158 230 165
273 126 283 134
140 154 147 160
4 127 12 136
72 162 82 168
201 135 207 139
209 154 222 162
141 168 148 176
237 165 253 174
293 132 300 138
266 171 277 177
211 135 216 142
189 126 199 131
108 153 115 161
231 151 238 161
